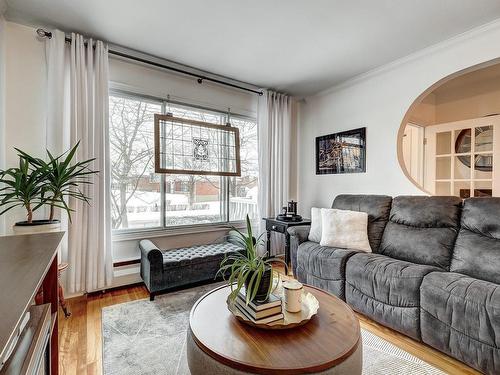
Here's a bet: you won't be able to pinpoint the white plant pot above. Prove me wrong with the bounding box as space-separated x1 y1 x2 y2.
13 220 61 235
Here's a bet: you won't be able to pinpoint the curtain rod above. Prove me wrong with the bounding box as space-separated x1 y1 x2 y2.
36 29 264 96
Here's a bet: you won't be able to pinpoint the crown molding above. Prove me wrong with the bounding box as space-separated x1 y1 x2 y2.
315 17 500 98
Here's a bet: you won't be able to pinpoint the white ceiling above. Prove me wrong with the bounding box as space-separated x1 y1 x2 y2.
5 0 500 96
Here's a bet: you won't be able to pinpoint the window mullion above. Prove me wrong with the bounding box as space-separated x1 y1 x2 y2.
222 114 230 222
161 101 167 228
226 176 230 222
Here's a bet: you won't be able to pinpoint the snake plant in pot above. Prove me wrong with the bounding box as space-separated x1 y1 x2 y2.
218 215 286 304
0 142 98 234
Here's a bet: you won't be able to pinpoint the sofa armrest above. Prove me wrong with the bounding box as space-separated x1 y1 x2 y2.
139 239 163 262
288 225 311 276
139 240 163 293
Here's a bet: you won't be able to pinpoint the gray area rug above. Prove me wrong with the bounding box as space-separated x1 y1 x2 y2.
102 284 446 375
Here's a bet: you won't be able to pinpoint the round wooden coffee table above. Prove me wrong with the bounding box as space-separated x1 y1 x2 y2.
187 284 361 375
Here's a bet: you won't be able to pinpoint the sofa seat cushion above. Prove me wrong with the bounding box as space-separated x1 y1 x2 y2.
345 253 438 339
420 272 500 374
162 242 242 270
451 197 500 284
379 196 462 269
346 253 438 307
296 241 356 299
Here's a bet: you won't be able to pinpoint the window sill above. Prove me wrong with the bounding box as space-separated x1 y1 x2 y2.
112 221 249 242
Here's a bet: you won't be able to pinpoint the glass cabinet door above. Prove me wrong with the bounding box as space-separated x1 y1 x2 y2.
426 117 498 198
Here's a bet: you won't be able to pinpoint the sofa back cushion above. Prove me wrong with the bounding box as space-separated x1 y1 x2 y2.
332 194 392 252
451 198 500 284
379 196 462 269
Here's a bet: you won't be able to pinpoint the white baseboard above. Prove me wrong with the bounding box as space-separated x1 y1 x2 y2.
112 264 142 288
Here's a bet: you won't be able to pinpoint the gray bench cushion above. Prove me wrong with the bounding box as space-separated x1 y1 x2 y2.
379 196 462 269
162 243 242 269
451 197 500 284
140 240 242 295
420 271 500 374
296 241 356 299
346 252 438 339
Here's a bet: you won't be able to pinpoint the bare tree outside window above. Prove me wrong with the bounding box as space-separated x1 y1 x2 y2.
109 96 161 229
109 93 258 231
229 117 258 220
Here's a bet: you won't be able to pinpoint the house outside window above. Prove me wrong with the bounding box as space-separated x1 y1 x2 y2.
109 91 259 232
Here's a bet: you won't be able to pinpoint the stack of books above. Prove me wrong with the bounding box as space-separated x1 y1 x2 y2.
235 289 284 324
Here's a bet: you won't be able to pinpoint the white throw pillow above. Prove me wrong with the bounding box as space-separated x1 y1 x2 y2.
308 207 323 242
320 208 371 252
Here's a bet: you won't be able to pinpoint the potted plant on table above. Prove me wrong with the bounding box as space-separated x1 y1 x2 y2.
218 215 286 304
0 142 98 234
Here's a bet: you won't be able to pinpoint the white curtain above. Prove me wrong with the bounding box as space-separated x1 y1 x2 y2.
45 30 113 294
258 90 293 256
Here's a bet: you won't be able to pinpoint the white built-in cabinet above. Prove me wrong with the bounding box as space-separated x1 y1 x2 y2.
424 115 499 197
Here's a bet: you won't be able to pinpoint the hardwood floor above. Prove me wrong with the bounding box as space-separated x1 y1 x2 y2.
356 315 480 375
59 281 480 375
58 285 149 375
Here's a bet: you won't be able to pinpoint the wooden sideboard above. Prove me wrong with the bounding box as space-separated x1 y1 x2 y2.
0 232 64 375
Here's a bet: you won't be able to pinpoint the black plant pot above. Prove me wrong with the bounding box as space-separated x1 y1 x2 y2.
15 219 61 226
245 266 272 302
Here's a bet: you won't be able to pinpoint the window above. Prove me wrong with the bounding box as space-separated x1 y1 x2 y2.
109 91 258 231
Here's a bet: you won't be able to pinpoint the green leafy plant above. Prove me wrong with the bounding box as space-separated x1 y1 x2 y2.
0 157 50 223
217 215 286 304
0 142 98 224
16 141 97 222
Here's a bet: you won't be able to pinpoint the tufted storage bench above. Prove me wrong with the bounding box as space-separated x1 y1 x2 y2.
140 240 243 300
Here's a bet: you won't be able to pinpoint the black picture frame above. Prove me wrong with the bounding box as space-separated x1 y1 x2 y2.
315 127 366 175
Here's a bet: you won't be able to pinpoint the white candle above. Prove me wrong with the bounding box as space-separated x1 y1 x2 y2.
283 281 303 313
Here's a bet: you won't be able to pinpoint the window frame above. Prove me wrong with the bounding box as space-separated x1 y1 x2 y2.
109 88 258 237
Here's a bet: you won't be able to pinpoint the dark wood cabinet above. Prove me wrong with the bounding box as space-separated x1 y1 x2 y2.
263 218 311 273
0 232 64 375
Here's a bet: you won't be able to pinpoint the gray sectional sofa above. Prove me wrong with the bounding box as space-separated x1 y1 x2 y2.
289 194 500 375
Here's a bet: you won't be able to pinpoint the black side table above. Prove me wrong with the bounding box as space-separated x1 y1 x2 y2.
263 217 311 274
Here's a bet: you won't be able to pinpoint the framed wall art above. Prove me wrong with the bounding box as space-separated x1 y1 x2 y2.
154 114 241 176
316 127 366 175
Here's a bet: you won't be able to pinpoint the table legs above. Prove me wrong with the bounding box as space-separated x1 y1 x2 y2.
58 263 71 318
284 232 291 275
58 282 71 318
266 229 291 275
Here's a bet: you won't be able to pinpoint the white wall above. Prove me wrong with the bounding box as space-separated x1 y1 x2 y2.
0 12 6 233
2 22 47 232
298 20 500 212
0 15 5 171
109 57 257 118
